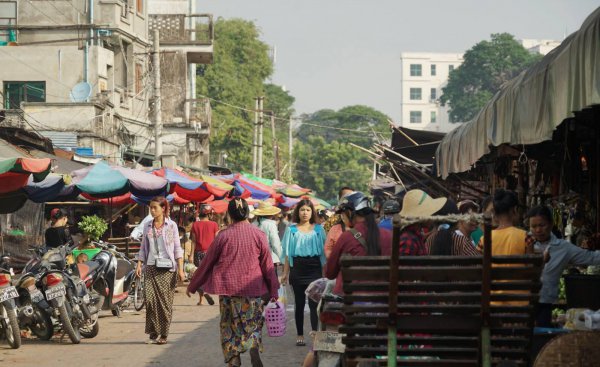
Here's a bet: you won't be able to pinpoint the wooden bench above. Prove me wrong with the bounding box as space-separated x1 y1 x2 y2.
339 219 543 367
107 237 141 259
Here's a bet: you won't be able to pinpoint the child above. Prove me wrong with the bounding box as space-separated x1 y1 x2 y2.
76 253 89 264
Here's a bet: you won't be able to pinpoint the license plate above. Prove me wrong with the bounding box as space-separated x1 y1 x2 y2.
30 289 44 303
0 286 19 302
313 331 345 353
45 284 66 301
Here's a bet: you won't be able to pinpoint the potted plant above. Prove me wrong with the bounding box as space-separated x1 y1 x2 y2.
77 215 108 249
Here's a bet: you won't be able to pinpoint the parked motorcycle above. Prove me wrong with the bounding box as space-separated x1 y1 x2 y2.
24 243 100 343
313 281 345 367
0 254 21 349
13 266 54 341
73 241 135 317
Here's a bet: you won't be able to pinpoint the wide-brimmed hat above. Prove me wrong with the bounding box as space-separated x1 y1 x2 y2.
399 189 447 218
253 201 281 217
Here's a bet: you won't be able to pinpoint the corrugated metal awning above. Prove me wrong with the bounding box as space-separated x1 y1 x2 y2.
39 131 78 150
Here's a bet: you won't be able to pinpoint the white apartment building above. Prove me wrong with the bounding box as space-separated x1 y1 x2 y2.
0 0 213 170
399 52 463 133
519 39 561 56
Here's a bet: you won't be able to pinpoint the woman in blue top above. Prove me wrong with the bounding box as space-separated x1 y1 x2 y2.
280 199 326 346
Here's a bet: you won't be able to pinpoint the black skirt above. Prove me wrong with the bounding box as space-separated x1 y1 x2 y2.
289 256 322 286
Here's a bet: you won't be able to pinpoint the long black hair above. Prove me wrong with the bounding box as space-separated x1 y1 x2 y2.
493 189 518 216
429 229 453 256
228 198 249 222
357 208 381 256
292 199 317 224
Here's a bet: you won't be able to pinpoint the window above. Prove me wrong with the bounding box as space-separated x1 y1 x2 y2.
410 64 422 76
430 111 437 123
136 0 143 14
409 88 422 100
449 64 455 73
0 1 17 43
430 88 437 101
409 111 422 123
430 64 436 76
3 82 46 109
135 63 143 94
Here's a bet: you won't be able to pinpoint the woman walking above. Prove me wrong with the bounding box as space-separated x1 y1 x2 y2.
135 196 185 345
187 198 279 367
280 199 326 347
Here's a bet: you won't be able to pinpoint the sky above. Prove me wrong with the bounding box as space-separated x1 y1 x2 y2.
198 0 599 122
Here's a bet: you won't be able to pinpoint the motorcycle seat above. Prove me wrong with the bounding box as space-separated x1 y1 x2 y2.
77 260 102 280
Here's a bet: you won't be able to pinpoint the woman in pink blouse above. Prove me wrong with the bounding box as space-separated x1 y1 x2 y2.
187 198 279 367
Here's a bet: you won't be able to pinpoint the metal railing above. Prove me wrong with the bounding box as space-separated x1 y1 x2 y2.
148 14 213 45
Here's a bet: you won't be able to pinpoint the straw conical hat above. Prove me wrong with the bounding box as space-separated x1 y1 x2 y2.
253 201 281 216
400 189 447 218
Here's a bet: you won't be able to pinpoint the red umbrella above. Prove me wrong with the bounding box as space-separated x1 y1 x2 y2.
0 157 51 194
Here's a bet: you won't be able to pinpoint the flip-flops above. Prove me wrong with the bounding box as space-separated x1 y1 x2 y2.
157 338 167 345
295 338 306 346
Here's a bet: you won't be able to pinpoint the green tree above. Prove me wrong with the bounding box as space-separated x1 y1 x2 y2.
440 33 542 123
196 18 274 171
294 136 372 202
297 105 391 148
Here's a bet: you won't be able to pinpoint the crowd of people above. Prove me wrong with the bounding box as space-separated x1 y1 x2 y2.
42 184 599 366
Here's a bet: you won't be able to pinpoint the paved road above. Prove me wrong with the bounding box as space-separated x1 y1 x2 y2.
0 285 311 367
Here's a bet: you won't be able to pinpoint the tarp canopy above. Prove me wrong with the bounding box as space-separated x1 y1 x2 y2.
23 174 79 203
0 157 52 194
152 168 225 202
435 7 600 178
71 161 168 198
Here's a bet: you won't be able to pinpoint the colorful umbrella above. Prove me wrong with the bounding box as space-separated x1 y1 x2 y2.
23 174 79 203
152 168 229 201
71 161 168 198
0 157 51 194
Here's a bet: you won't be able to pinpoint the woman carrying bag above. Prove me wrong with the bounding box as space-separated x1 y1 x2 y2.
187 198 279 367
135 196 185 345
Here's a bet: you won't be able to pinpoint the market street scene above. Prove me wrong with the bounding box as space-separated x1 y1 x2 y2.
0 1 599 366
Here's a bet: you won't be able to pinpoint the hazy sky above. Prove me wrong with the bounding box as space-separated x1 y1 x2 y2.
198 0 598 121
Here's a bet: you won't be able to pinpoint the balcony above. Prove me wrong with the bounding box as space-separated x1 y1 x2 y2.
148 14 213 64
185 98 211 132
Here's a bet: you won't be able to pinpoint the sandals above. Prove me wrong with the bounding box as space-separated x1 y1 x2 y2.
295 337 306 346
204 294 215 305
157 338 168 345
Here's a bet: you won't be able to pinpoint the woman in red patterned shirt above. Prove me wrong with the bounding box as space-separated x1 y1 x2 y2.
187 198 279 367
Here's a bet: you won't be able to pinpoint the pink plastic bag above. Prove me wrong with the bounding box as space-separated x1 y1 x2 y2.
265 301 286 337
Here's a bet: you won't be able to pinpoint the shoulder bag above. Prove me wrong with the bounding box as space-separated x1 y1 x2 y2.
152 224 173 269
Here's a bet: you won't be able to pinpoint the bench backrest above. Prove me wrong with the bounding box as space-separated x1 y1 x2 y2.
340 254 543 367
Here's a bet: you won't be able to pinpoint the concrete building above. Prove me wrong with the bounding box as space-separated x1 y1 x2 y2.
399 52 463 133
148 0 213 171
0 0 213 170
519 39 561 56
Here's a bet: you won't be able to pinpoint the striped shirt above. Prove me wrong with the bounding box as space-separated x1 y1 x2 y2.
425 229 481 256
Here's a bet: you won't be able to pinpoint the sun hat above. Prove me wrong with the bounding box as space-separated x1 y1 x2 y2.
399 189 447 218
253 201 281 217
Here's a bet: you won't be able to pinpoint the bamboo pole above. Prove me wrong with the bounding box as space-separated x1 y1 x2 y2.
481 214 492 367
388 213 401 367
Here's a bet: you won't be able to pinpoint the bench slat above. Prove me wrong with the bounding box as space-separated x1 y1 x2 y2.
342 266 540 282
340 255 543 266
345 347 478 358
347 358 480 367
343 280 541 293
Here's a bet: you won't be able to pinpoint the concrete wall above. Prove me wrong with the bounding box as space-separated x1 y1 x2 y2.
159 51 187 124
14 0 148 45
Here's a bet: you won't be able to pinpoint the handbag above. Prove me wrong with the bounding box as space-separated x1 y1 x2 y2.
152 224 173 269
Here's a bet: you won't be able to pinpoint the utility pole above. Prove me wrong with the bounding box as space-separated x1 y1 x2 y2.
257 96 264 177
288 116 293 180
252 97 258 175
152 30 163 167
270 113 281 180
